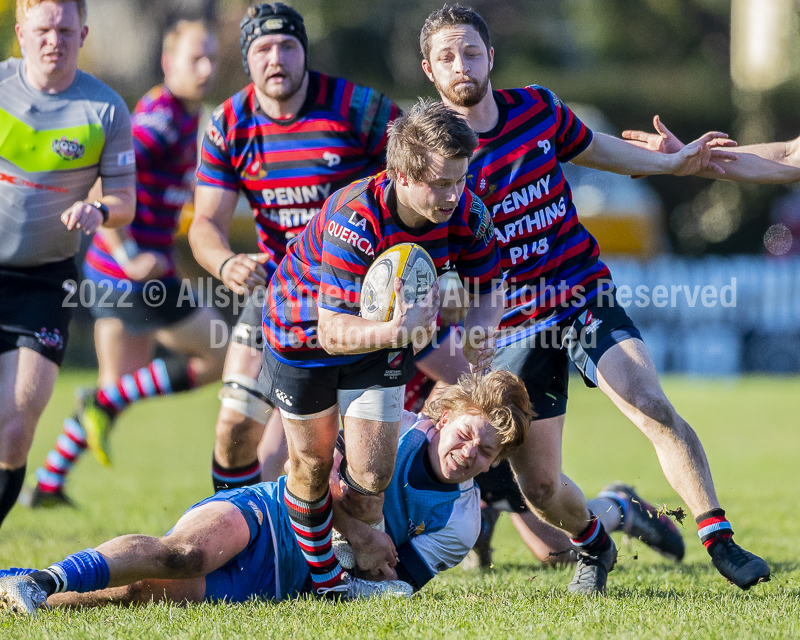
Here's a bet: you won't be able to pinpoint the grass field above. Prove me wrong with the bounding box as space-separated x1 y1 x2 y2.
2 371 799 638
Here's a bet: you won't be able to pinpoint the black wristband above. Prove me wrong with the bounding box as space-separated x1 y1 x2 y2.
91 200 110 224
218 255 236 279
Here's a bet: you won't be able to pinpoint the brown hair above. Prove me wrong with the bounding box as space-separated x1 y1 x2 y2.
386 98 477 182
17 0 87 26
420 3 491 62
163 19 212 56
424 370 532 459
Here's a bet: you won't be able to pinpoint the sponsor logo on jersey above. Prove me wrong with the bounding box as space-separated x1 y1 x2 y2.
0 171 69 194
117 150 135 166
326 220 375 257
52 137 85 160
472 199 495 244
261 184 331 206
323 151 341 167
247 500 264 525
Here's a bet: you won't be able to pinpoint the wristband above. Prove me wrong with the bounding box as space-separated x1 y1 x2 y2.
91 200 110 224
219 255 236 279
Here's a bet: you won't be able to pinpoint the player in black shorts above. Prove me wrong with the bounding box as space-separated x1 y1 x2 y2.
0 0 135 527
419 4 769 593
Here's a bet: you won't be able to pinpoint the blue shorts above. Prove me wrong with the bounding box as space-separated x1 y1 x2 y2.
182 488 279 603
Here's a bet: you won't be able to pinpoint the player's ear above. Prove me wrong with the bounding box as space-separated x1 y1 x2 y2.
488 47 494 72
395 170 410 187
79 25 88 48
421 58 434 82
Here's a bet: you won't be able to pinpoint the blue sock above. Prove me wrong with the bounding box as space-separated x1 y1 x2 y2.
0 567 36 578
45 548 110 593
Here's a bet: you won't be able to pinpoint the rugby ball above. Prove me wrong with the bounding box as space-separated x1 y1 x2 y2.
360 243 437 322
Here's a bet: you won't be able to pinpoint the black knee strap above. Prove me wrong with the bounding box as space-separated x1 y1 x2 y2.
338 456 381 497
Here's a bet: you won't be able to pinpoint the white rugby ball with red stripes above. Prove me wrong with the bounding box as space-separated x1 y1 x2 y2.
360 243 437 322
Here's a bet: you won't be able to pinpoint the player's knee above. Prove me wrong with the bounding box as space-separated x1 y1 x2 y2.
518 476 558 508
161 540 207 577
635 392 678 431
291 454 333 488
352 466 393 494
215 408 261 446
120 580 154 605
0 418 36 464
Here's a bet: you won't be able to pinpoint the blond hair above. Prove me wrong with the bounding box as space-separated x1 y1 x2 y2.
386 97 477 182
16 0 87 26
424 371 532 459
163 19 211 56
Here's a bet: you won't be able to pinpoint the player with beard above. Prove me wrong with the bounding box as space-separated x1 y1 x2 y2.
418 4 769 594
189 3 400 494
0 0 135 528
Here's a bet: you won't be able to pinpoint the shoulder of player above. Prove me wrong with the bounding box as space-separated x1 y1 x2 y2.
209 84 257 133
133 86 183 135
328 175 381 221
71 69 130 111
312 71 395 121
0 57 20 83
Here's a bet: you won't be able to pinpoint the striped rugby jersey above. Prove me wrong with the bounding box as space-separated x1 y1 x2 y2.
196 71 400 275
85 85 199 283
466 86 612 343
0 58 134 267
263 172 501 367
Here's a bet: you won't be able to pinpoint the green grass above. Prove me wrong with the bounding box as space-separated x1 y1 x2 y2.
2 372 799 638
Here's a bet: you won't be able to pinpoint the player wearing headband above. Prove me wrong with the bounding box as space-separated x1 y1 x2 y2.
189 3 401 493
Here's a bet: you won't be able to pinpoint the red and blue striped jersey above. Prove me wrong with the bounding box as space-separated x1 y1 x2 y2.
263 172 501 367
85 85 199 283
466 86 611 341
196 72 400 275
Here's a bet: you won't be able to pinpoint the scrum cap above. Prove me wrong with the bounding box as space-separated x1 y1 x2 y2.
240 3 308 77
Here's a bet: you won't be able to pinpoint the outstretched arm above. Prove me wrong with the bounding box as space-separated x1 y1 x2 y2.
623 115 800 183
571 130 730 177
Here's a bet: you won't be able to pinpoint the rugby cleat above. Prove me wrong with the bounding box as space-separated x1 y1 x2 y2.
24 485 77 510
709 537 771 590
568 538 617 596
76 388 115 468
0 575 49 616
316 572 413 600
599 483 685 561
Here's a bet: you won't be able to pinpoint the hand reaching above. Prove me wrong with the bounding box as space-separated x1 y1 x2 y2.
623 115 738 177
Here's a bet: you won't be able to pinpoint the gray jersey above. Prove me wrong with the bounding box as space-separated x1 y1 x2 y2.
0 58 135 267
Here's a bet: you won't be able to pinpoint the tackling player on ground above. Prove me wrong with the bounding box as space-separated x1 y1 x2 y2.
0 371 530 613
27 20 224 507
189 3 400 493
0 0 135 528
418 4 769 593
